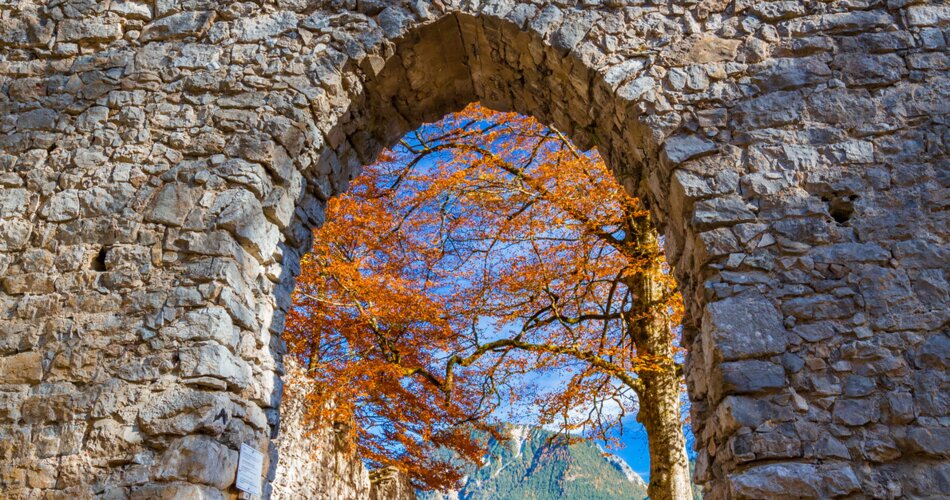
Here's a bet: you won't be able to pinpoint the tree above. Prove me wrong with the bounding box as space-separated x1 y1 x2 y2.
285 104 691 498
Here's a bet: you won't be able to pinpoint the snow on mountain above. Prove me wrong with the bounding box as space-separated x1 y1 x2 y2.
507 424 529 457
601 449 648 489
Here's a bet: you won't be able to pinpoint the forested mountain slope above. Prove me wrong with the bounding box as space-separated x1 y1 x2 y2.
419 426 649 500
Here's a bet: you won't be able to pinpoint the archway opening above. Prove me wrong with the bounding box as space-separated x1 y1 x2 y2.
282 103 694 498
272 12 707 499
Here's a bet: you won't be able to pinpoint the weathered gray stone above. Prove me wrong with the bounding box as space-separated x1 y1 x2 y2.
906 5 950 27
219 287 259 331
753 56 832 91
263 187 296 227
663 135 718 165
376 6 412 38
58 19 123 43
692 196 757 229
731 426 802 462
0 188 29 218
216 159 272 199
110 1 153 20
748 1 806 21
916 333 950 369
884 391 915 424
806 88 876 128
139 389 232 436
550 12 594 53
703 295 787 362
730 462 861 498
603 59 647 88
822 464 862 496
147 184 195 227
0 2 945 498
908 52 950 71
172 44 222 69
617 76 655 101
141 11 215 42
810 243 890 264
0 220 34 252
40 190 81 222
156 435 239 489
720 360 786 395
729 463 821 497
179 343 252 389
16 109 58 130
736 90 806 129
781 11 893 35
234 12 299 42
833 399 880 426
783 294 855 321
528 4 564 37
212 189 279 261
903 427 950 457
163 306 238 350
843 375 875 397
834 53 905 87
0 17 54 48
715 396 769 435
840 31 915 53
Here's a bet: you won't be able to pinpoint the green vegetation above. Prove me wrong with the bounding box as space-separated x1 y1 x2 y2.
419 426 649 500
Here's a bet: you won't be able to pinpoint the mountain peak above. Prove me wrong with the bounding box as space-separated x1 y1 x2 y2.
420 426 648 500
601 450 648 489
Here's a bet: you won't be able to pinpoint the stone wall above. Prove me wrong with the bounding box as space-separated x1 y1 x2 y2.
369 468 418 500
271 362 370 499
0 0 947 498
270 362 415 500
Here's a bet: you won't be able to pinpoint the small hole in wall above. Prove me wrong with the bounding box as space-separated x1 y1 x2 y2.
92 248 107 272
824 194 857 225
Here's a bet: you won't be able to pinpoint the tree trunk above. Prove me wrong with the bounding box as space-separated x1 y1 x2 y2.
624 211 692 500
638 364 692 500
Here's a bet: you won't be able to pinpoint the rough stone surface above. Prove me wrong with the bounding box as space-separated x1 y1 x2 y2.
270 361 373 499
156 435 239 490
702 295 787 363
369 467 417 500
0 0 947 499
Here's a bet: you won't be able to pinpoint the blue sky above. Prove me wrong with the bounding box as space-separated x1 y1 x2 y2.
612 416 653 479
608 415 696 482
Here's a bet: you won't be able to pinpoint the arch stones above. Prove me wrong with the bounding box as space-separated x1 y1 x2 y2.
0 1 948 498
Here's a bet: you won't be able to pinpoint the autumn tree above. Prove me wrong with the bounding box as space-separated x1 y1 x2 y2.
285 104 691 499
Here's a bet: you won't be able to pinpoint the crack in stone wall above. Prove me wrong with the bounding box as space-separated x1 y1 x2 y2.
0 1 947 498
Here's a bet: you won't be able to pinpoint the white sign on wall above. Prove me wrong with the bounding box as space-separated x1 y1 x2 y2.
236 443 264 497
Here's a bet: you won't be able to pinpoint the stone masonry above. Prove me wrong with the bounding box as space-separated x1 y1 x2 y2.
270 361 371 499
0 0 948 498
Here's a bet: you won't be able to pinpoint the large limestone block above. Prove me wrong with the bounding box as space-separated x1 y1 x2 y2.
156 435 239 489
702 295 788 364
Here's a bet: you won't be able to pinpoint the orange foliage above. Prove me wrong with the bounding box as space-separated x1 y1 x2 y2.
285 104 683 490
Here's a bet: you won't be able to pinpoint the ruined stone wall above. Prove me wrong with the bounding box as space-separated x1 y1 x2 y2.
0 0 947 499
369 467 417 500
270 361 415 499
270 362 370 499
